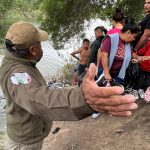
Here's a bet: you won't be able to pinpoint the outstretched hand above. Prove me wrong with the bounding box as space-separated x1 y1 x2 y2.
82 63 138 117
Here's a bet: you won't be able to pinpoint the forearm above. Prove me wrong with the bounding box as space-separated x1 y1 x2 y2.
71 54 80 60
101 55 110 75
143 56 150 61
135 35 149 51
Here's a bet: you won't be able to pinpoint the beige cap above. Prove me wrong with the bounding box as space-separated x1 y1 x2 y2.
5 21 49 48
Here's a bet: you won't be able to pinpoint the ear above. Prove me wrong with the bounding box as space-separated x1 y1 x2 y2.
28 46 36 56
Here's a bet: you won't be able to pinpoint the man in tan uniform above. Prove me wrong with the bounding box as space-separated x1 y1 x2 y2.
0 21 137 150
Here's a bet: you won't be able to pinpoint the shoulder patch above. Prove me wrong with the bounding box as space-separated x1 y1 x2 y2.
10 73 31 85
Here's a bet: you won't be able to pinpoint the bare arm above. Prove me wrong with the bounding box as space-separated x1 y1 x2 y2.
132 52 150 63
143 56 150 60
135 29 150 51
101 51 112 80
70 48 81 60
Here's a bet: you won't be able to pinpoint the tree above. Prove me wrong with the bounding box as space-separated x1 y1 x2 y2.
0 0 42 45
39 0 144 49
0 0 13 45
117 0 144 19
9 0 42 19
0 0 145 50
0 0 12 17
38 0 115 49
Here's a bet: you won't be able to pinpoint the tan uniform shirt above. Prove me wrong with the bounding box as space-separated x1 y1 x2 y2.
0 51 94 144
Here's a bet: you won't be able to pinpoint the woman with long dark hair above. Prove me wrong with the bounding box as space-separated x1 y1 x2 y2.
107 8 127 35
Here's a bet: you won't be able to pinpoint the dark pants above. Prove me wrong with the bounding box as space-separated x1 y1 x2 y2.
97 66 123 84
133 69 150 91
78 64 87 76
78 64 87 86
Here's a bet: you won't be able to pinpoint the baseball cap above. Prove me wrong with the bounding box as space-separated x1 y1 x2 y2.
5 21 49 49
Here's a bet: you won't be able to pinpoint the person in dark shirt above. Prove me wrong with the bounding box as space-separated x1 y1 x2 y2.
88 26 107 66
134 0 150 51
123 0 150 99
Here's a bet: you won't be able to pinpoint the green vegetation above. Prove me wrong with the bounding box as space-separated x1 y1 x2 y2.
48 59 78 85
0 0 12 17
0 0 145 50
39 0 144 49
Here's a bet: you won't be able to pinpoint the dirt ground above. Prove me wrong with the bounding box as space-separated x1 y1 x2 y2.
42 101 150 150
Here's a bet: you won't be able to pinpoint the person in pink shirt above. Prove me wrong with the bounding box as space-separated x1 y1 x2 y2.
107 8 127 35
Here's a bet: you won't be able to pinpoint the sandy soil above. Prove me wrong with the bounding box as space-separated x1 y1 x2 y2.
42 101 150 150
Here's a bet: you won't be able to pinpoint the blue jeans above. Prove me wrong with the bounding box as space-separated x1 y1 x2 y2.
97 66 124 85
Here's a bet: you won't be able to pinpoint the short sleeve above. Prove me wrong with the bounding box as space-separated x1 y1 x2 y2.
100 37 111 54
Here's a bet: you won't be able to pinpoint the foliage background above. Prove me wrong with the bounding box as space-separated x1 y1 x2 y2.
0 0 144 50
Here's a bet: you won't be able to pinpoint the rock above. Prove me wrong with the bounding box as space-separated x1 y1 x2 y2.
116 129 124 133
52 127 61 134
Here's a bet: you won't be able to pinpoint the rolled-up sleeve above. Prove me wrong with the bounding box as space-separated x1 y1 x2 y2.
7 71 94 121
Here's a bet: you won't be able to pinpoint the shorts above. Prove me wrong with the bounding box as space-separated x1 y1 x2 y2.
78 64 87 76
134 69 150 91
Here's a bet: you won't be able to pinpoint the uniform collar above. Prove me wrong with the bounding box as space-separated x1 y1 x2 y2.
4 50 37 67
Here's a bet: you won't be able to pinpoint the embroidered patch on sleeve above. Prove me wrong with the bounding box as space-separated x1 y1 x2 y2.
10 73 32 85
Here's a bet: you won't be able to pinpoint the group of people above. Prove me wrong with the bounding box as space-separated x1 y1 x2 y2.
71 2 150 103
0 0 149 149
0 20 137 150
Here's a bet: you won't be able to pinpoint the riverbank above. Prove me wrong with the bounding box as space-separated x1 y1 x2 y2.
1 90 150 150
42 101 150 150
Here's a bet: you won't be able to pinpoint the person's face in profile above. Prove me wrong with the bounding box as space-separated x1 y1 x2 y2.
94 29 103 38
123 31 137 43
144 0 150 14
29 42 43 62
